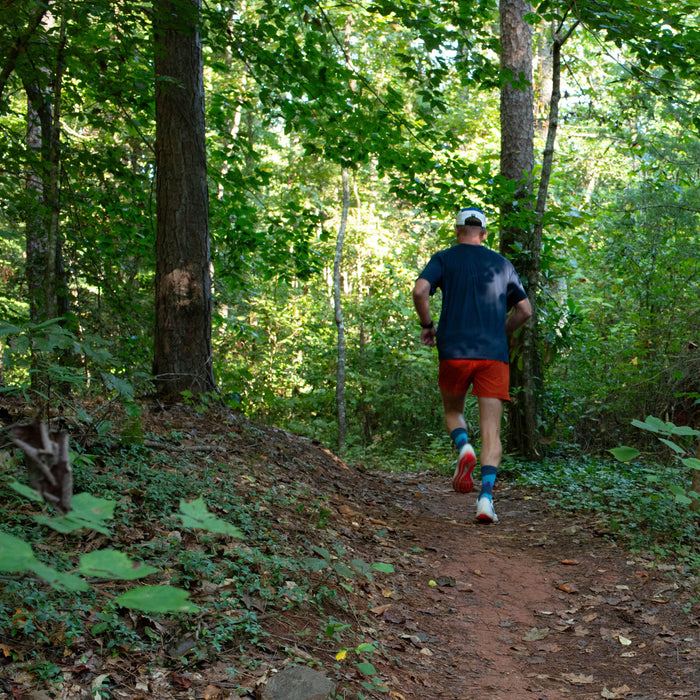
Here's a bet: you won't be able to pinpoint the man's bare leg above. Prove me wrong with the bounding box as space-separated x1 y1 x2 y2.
475 396 504 522
477 396 504 468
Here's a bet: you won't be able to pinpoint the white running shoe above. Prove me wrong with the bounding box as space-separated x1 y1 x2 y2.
476 496 498 523
452 443 476 493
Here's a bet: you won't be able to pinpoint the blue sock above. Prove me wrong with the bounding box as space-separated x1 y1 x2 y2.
479 465 498 500
450 428 469 450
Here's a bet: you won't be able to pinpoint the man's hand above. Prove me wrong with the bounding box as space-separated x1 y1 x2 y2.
413 278 437 347
420 325 437 347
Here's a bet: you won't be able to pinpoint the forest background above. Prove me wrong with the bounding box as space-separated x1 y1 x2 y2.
1 0 700 694
1 0 700 568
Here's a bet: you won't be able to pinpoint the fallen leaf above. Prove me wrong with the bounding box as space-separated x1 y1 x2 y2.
170 673 192 689
400 634 424 648
203 684 223 699
618 635 632 646
381 608 406 625
561 559 580 565
523 627 550 642
562 672 594 685
435 575 456 587
556 583 579 594
371 604 393 615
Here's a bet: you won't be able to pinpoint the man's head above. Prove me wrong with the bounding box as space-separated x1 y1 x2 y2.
455 206 487 243
456 207 486 228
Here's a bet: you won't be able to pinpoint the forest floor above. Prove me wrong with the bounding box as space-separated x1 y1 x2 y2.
3 407 700 700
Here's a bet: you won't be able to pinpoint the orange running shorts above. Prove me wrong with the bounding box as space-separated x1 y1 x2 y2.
438 359 510 400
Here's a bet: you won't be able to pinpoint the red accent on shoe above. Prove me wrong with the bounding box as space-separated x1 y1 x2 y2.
452 444 476 493
476 496 498 523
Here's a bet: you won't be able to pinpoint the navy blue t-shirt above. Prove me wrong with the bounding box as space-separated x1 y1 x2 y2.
418 243 527 363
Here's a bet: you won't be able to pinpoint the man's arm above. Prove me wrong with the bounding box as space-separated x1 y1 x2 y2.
505 297 532 337
412 278 437 347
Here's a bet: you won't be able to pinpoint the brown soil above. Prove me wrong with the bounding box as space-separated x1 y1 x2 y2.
2 408 700 700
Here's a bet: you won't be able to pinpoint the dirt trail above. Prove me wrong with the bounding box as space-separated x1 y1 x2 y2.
346 467 700 699
3 412 699 700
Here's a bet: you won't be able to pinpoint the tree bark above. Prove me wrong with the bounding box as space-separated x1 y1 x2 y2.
24 79 55 326
499 0 538 456
0 2 49 102
21 4 70 399
153 0 216 401
334 168 350 452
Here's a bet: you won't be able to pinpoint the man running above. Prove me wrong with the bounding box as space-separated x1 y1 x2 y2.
412 206 532 523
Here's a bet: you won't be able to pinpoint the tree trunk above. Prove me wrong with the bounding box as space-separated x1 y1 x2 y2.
499 0 539 457
22 4 69 401
24 80 55 326
691 439 700 513
334 168 350 452
153 0 216 401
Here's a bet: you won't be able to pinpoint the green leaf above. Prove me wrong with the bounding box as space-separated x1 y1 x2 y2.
0 531 39 572
608 446 640 462
30 562 90 592
309 544 331 561
79 550 159 580
371 562 394 574
356 642 375 653
671 425 700 437
114 585 198 613
35 493 115 535
668 484 693 505
177 497 243 537
357 662 377 676
8 480 43 502
0 322 22 336
658 438 686 455
631 416 667 434
350 558 372 577
681 457 700 471
302 556 329 572
0 532 88 591
333 562 355 579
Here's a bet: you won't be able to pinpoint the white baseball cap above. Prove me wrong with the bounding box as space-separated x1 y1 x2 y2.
456 207 486 227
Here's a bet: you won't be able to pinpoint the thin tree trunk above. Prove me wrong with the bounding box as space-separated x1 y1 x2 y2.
334 168 350 452
691 439 700 513
51 6 69 322
533 24 578 258
25 81 54 326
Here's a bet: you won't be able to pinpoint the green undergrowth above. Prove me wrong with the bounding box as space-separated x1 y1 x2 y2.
0 429 394 697
508 453 700 567
346 433 455 473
